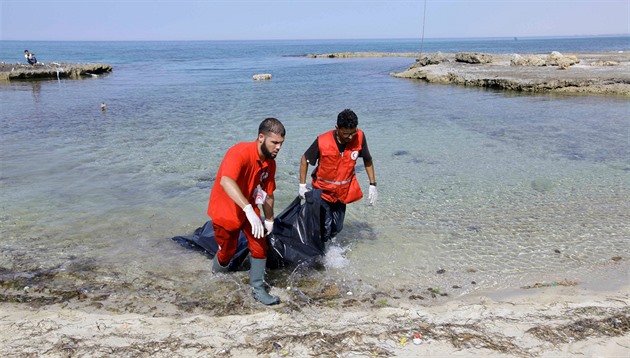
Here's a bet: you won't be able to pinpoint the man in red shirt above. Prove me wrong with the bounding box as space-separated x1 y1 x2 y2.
208 117 285 305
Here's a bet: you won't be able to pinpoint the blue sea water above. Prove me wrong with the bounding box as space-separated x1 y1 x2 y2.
1 36 629 300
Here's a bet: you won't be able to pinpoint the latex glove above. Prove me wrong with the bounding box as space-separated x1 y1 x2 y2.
264 219 274 235
243 204 264 239
299 183 309 199
368 185 378 206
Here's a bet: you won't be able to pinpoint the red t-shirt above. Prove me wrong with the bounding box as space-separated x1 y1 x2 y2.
207 141 276 231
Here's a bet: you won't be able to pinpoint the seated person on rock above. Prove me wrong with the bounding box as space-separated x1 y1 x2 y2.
24 50 37 65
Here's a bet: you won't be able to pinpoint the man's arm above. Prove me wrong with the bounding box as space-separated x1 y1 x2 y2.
221 175 265 238
299 154 309 184
262 193 274 221
364 158 378 206
220 176 249 209
364 159 376 185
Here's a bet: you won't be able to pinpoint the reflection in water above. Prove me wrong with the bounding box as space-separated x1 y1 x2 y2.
30 81 41 103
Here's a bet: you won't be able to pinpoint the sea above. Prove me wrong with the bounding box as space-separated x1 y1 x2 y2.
1 36 629 304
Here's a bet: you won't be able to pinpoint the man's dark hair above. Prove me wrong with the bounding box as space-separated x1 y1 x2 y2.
337 109 358 129
259 117 286 137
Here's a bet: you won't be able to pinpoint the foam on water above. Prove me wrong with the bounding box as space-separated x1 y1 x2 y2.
323 244 351 270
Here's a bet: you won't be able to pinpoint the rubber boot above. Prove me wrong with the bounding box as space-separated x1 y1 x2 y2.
249 258 280 305
212 255 229 274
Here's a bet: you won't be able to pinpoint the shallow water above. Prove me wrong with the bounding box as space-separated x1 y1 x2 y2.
1 38 629 304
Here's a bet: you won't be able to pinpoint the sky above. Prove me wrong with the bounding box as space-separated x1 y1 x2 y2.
1 0 628 41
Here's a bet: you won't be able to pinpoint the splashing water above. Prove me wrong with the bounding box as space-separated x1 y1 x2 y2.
324 245 350 269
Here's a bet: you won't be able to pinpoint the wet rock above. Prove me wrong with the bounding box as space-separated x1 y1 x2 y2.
455 52 493 64
510 52 579 67
591 61 619 66
467 226 481 232
392 51 630 96
0 62 112 81
511 54 546 66
252 73 272 80
531 179 554 193
413 52 448 67
546 51 579 67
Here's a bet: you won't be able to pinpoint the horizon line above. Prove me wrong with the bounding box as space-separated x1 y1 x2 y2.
1 33 628 42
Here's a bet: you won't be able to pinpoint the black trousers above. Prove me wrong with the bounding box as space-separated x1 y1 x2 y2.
320 199 346 242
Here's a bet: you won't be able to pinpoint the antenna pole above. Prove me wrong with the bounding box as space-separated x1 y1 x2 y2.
419 0 428 56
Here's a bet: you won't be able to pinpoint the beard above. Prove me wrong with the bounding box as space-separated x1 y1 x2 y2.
261 139 276 159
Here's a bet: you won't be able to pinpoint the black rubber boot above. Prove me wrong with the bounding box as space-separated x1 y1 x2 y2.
249 258 280 305
212 255 229 274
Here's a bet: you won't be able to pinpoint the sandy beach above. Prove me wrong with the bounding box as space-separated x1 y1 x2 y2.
1 264 628 357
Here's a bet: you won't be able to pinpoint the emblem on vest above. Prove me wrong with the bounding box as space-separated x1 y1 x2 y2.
260 171 269 182
351 150 359 161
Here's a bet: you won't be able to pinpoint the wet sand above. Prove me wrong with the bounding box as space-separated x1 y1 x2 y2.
1 262 628 357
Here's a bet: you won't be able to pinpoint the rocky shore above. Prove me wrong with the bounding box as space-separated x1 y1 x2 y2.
0 62 112 81
4 51 627 96
393 51 630 96
310 51 630 96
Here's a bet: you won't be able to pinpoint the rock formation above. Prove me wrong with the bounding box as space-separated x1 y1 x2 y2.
0 62 112 81
455 52 493 64
252 73 272 80
391 51 630 96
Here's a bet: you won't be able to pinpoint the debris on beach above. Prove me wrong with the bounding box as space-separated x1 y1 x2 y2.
521 279 578 289
528 313 630 343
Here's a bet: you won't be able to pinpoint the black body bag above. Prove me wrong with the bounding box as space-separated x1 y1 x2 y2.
172 189 325 269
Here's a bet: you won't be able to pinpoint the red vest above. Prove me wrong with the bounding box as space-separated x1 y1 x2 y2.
312 129 364 204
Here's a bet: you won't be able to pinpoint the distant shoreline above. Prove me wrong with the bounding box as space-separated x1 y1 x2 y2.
307 50 630 96
3 49 629 96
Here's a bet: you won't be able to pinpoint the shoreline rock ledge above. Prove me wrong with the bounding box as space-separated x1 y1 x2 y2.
0 62 113 81
390 51 630 96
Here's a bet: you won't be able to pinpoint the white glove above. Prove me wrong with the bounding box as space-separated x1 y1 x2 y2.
368 185 378 206
264 219 274 235
243 204 264 239
299 183 309 199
